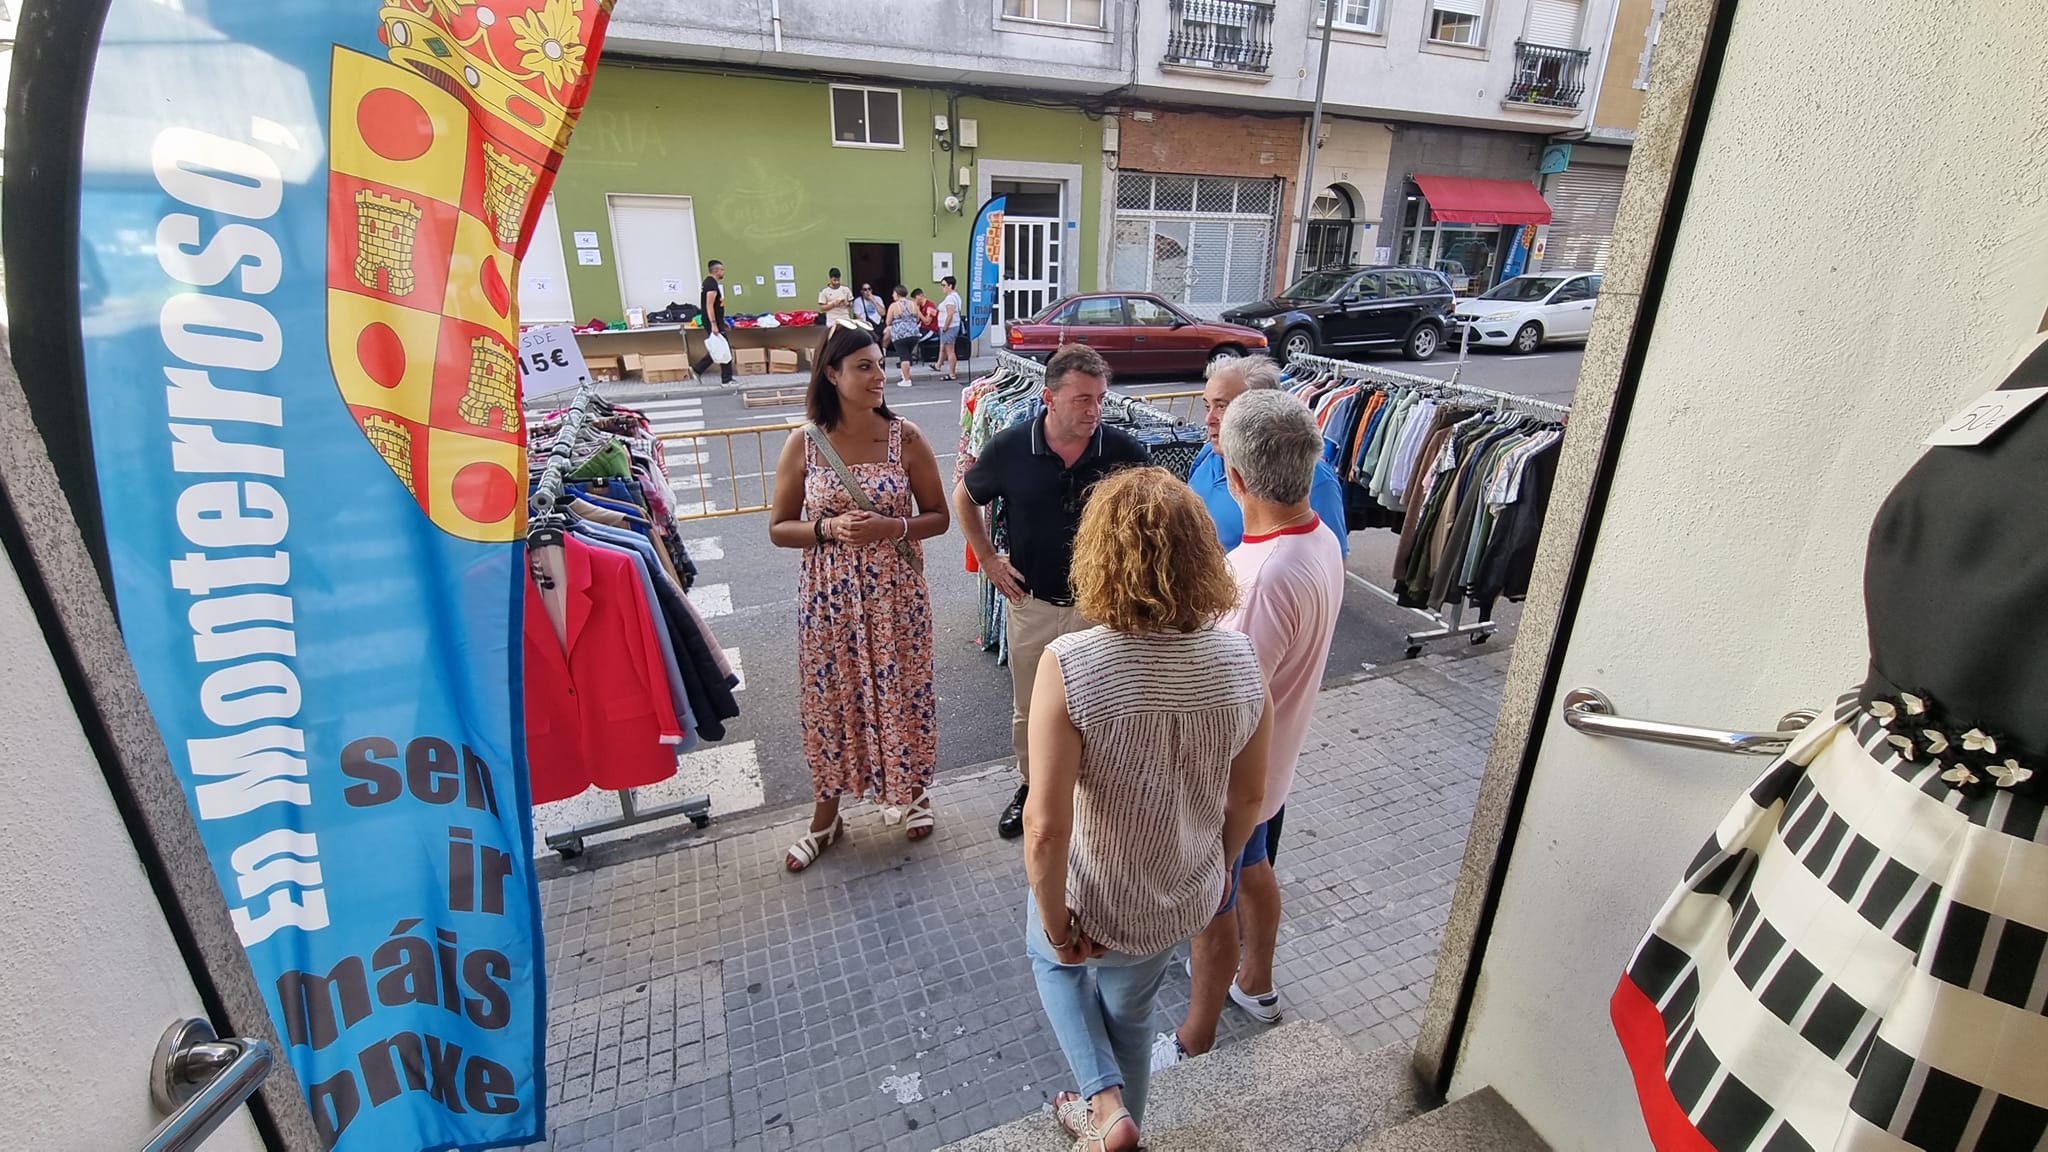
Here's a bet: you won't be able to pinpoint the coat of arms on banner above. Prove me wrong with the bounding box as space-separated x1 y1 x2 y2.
329 0 607 542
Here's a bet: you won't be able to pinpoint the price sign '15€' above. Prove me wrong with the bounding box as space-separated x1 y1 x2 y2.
517 324 593 395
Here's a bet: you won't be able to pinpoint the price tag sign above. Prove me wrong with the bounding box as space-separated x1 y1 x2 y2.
1925 386 2048 447
518 324 592 389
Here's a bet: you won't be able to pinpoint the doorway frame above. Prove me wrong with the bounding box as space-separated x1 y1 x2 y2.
977 160 1085 341
1411 0 1740 1100
604 191 700 318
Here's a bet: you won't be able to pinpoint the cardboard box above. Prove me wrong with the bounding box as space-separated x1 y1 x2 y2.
584 354 623 383
734 348 769 375
768 348 800 373
622 352 644 374
641 353 694 384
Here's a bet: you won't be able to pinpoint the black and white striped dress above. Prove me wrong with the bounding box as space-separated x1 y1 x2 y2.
1049 625 1265 957
1615 691 2048 1151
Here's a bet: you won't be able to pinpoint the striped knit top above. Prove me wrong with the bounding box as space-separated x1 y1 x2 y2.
1047 624 1266 956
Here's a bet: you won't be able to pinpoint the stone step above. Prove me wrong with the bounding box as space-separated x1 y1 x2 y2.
941 1021 1417 1152
1340 1086 1550 1152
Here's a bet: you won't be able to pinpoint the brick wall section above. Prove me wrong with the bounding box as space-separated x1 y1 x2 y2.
1117 107 1307 291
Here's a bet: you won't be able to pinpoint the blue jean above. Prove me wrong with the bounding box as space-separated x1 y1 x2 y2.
1024 892 1176 1126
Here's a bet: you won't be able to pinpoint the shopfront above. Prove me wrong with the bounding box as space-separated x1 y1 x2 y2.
1396 174 1554 296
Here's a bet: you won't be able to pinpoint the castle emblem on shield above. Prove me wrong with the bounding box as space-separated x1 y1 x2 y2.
326 0 609 542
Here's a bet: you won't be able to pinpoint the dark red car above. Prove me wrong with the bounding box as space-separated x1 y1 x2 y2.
1004 292 1268 376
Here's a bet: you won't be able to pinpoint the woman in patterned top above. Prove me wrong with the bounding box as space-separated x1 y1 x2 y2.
1022 466 1273 1151
768 322 950 871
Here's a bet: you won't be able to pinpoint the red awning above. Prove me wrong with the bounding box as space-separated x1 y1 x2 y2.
1411 175 1553 225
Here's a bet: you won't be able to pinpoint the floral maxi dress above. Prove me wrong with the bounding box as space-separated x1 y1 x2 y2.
799 418 937 803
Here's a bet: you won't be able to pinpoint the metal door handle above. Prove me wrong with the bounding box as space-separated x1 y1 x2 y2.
143 1019 272 1152
1562 687 1818 756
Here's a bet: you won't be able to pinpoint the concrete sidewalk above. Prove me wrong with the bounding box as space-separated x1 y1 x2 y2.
521 647 1510 1151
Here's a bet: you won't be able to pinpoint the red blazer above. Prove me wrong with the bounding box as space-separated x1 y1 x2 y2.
524 535 684 804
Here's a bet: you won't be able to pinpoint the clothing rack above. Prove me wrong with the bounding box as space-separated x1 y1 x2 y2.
1286 352 1569 658
528 377 712 858
994 348 1045 382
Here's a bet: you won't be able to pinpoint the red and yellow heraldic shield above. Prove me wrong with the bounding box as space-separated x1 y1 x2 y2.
328 0 609 542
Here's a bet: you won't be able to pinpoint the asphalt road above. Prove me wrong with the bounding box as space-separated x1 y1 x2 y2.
532 342 1583 834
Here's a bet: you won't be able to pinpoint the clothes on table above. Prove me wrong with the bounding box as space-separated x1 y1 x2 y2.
797 417 936 805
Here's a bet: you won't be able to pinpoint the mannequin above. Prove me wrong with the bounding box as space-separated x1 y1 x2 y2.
1612 338 2048 1151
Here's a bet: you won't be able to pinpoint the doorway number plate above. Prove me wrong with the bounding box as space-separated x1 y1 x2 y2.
1925 386 2048 447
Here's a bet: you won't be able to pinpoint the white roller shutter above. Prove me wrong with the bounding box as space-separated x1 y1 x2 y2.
1431 0 1485 16
1525 0 1584 46
1542 165 1626 273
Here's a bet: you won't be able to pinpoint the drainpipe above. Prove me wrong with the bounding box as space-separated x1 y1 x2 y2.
769 0 783 52
1291 6 1337 283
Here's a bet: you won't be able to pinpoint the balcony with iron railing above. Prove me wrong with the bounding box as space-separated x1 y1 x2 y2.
1505 40 1593 109
1163 0 1276 76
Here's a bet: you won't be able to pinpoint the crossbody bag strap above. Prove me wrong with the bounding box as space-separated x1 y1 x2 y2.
803 422 920 567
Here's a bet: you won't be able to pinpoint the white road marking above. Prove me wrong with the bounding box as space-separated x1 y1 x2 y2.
665 449 710 467
674 497 724 517
664 419 707 432
891 399 956 408
683 536 723 561
691 582 733 617
527 740 767 856
629 397 705 413
721 647 746 691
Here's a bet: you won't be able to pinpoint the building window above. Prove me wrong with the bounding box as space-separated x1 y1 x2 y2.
1317 0 1381 32
830 86 902 149
1427 0 1486 45
1003 0 1105 27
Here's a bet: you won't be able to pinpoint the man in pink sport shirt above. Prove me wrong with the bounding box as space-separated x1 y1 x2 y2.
1156 389 1347 1067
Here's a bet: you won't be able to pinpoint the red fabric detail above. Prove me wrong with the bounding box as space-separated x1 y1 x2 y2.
1242 514 1323 544
1611 975 1716 1152
1412 174 1554 225
523 535 684 803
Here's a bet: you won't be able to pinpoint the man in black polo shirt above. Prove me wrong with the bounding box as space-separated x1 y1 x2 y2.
953 343 1151 838
692 259 733 384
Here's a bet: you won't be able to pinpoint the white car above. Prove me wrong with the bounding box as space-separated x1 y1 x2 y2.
1448 272 1603 354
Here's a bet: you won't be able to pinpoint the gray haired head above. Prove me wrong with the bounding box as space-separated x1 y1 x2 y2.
1205 353 1283 392
1219 389 1320 505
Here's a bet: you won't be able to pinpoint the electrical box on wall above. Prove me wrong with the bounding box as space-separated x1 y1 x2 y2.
957 166 971 190
932 252 954 280
958 119 978 148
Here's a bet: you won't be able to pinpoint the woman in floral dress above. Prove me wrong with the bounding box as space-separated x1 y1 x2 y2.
768 321 949 870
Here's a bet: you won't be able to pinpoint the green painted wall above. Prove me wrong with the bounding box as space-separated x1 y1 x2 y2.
547 63 1102 322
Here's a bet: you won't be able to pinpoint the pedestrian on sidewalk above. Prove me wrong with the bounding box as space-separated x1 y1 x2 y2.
1188 354 1351 557
691 259 735 384
885 285 921 388
937 275 963 381
1155 389 1347 1070
1023 465 1273 1152
853 282 886 345
768 322 951 870
952 344 1151 840
817 268 853 326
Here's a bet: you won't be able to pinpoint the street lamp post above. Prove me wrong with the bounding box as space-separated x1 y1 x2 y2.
1291 4 1338 283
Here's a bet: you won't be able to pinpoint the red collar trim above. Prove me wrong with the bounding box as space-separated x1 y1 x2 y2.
1242 514 1321 544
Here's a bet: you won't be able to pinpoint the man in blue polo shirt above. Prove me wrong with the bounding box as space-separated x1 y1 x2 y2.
1188 355 1349 557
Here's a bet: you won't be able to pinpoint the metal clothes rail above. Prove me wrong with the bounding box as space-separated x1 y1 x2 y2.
1286 352 1570 658
528 378 712 858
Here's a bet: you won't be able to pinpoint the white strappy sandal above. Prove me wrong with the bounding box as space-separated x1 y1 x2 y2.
904 792 934 841
785 816 846 872
1055 1092 1136 1152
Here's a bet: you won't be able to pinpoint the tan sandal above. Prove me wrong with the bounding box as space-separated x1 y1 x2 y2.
785 816 846 872
1054 1091 1136 1152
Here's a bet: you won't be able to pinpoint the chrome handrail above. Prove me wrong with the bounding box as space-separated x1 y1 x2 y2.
1562 688 1818 757
143 1019 272 1152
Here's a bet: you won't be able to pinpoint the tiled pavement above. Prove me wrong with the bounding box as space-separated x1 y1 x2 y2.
523 647 1511 1151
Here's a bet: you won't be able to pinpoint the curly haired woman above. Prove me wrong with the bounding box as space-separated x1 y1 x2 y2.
1020 466 1273 1151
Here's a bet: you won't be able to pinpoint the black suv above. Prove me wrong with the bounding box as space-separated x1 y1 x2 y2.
1223 266 1455 362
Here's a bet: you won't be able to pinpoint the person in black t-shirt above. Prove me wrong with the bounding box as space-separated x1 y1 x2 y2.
692 259 734 384
954 343 1151 838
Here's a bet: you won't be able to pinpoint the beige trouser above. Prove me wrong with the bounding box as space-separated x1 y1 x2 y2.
1006 595 1088 784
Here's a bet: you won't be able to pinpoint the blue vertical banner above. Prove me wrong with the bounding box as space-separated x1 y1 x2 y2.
967 195 1007 340
1502 223 1538 280
72 1 611 1147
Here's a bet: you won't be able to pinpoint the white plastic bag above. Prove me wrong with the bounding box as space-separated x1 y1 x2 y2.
705 332 732 364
